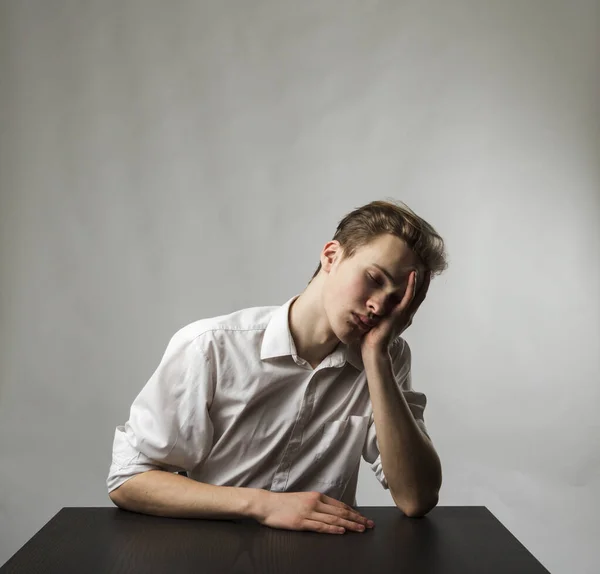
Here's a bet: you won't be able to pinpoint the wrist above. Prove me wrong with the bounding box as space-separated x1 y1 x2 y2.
245 487 271 521
362 347 390 366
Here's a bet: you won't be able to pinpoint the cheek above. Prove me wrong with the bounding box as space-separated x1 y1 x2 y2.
324 269 369 321
337 277 368 311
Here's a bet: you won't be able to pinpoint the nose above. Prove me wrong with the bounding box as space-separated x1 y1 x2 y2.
368 291 398 318
367 293 387 317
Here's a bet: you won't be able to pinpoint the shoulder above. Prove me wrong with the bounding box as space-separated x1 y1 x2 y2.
167 302 280 351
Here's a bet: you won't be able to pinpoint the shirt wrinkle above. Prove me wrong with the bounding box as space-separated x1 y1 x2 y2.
107 295 429 506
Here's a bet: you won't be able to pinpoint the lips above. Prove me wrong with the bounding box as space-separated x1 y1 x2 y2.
358 314 377 327
352 313 374 330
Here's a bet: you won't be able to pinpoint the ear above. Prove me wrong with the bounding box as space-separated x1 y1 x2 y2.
320 240 342 273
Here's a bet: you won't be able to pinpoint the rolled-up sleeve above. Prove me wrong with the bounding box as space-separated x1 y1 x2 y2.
362 337 429 490
107 329 215 493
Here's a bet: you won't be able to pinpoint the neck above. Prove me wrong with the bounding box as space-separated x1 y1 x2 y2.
288 275 341 368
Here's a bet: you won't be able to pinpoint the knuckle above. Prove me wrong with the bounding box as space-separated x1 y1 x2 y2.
344 519 361 531
304 492 320 507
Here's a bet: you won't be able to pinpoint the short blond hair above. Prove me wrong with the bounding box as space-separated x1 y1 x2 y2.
310 199 449 282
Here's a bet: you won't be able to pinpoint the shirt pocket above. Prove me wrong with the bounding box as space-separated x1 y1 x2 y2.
313 415 370 485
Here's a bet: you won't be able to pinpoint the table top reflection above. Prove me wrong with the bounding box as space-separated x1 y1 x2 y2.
0 506 550 573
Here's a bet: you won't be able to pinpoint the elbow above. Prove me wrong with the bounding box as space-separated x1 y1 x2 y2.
108 471 147 509
108 486 128 509
393 491 439 518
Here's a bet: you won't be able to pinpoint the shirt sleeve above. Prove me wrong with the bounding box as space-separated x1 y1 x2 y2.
362 337 430 490
107 328 216 493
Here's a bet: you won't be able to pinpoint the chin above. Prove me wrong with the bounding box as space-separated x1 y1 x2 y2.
335 320 360 345
333 328 348 345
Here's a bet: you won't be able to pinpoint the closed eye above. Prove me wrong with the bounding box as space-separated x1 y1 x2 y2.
367 274 383 286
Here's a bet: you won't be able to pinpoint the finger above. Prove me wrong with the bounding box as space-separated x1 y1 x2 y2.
316 499 372 527
419 270 431 297
318 494 364 516
398 270 418 312
310 511 367 532
413 270 431 307
302 518 345 534
316 501 369 526
412 270 422 303
405 269 430 314
318 493 350 509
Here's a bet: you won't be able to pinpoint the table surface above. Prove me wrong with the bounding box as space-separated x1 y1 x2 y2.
1 506 550 574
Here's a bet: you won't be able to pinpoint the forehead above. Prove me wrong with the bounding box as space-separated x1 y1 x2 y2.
353 234 419 272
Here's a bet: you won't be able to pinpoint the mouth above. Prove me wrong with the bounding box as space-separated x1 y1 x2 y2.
352 313 372 332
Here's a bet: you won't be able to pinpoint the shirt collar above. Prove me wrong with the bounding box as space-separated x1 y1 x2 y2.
260 295 364 371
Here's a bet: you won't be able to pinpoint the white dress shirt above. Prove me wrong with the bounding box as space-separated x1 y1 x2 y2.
107 295 429 507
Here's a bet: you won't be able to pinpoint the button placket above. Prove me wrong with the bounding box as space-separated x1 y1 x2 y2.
270 372 318 492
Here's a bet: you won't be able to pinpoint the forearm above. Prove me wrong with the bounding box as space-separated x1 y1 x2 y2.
109 470 265 520
364 353 442 516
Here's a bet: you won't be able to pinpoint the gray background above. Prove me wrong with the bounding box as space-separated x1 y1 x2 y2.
1 1 599 572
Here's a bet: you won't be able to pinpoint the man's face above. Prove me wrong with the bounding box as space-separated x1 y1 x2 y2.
321 234 423 344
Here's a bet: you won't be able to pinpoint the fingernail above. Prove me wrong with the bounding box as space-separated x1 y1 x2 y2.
367 520 375 528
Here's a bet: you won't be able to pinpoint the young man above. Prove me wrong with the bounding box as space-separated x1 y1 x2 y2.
107 200 448 535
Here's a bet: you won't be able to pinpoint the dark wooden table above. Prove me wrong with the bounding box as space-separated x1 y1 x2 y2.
1 506 550 573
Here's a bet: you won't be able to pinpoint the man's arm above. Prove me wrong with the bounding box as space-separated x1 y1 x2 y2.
109 470 265 520
109 470 374 534
363 351 442 517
